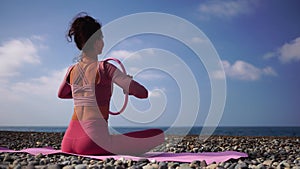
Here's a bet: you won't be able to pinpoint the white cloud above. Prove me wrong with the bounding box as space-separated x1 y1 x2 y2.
113 37 144 49
11 68 67 97
149 88 167 98
262 66 277 76
119 50 171 80
198 0 256 19
106 50 143 72
212 69 226 80
263 37 300 64
0 67 71 126
278 37 300 63
0 36 71 126
149 90 162 97
137 71 166 80
31 35 46 41
0 66 67 102
213 60 277 81
263 52 276 60
189 37 209 44
106 49 158 74
107 50 133 60
0 38 41 77
107 48 158 62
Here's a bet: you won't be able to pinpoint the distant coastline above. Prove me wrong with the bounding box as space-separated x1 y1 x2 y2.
0 126 299 137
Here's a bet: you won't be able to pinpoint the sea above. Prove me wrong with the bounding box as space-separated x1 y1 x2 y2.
0 126 300 137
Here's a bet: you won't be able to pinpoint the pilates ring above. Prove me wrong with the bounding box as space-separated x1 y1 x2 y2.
104 57 129 115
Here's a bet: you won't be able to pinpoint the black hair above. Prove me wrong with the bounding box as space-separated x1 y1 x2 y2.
67 12 102 52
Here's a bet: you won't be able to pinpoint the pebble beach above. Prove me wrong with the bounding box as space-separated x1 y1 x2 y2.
0 131 299 169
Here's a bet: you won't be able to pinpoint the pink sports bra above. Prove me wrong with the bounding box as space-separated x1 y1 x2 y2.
71 63 97 107
58 61 148 107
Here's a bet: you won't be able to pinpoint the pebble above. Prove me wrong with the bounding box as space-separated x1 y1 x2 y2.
200 160 208 167
74 164 88 169
63 165 75 169
234 162 248 169
104 164 114 169
138 158 150 164
28 160 39 166
151 164 159 169
278 160 291 168
228 163 237 169
158 162 168 169
1 131 300 169
223 163 232 168
71 160 81 165
179 163 191 169
142 164 154 169
263 159 273 166
207 163 218 169
35 153 43 159
256 163 266 169
61 161 71 166
115 159 123 166
48 164 61 169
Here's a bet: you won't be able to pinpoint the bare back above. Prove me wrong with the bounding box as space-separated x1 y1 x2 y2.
70 61 106 121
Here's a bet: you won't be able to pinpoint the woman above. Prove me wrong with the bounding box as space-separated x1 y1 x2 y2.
58 13 164 155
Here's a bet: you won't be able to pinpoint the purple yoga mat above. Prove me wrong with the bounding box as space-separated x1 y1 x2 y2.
0 147 247 164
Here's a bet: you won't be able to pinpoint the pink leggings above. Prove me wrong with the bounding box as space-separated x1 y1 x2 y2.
61 120 165 155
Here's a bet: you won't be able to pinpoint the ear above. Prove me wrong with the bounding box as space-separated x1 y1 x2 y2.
93 40 99 49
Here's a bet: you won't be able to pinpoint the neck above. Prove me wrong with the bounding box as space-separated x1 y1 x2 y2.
81 52 98 63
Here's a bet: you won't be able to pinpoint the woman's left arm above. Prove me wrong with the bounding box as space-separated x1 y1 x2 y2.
58 66 73 99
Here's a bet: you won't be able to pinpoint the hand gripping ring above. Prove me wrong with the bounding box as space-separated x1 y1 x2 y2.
104 57 128 115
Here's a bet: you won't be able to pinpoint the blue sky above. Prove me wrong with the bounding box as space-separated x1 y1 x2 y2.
0 0 300 127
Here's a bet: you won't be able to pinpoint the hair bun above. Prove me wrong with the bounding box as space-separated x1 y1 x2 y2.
66 13 102 51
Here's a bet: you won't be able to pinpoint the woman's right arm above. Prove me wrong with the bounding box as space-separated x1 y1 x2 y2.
105 62 148 99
